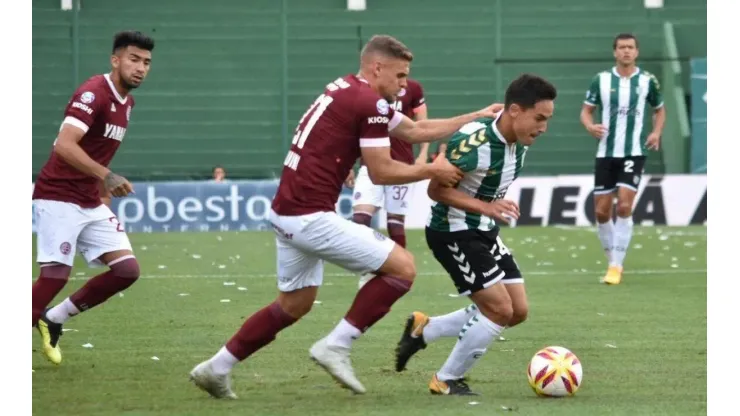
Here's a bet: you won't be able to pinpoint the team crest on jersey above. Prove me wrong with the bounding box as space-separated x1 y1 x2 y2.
80 91 95 104
60 242 72 255
398 88 406 97
126 106 131 121
374 231 387 241
354 192 362 200
376 99 390 115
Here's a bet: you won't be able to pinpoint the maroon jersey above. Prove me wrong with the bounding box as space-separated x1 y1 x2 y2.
272 74 403 216
389 79 425 164
33 74 134 208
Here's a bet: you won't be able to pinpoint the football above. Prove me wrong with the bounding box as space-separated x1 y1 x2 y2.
527 346 583 397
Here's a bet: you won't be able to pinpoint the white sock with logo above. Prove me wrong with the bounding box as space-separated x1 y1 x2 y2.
612 216 634 267
597 220 615 265
326 318 362 349
436 312 504 381
422 304 478 344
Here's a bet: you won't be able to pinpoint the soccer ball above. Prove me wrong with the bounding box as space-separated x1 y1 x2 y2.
527 346 583 397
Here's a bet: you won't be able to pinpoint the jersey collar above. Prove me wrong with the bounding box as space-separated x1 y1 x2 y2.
612 66 641 79
104 73 129 105
491 111 510 145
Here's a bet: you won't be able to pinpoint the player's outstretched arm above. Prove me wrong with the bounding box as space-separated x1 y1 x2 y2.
362 146 462 187
391 103 503 144
54 124 111 180
427 179 520 224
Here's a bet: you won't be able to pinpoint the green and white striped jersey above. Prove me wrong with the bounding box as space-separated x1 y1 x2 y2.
584 67 663 158
427 114 527 232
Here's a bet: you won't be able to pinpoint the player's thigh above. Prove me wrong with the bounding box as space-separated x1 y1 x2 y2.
270 210 395 277
33 199 86 266
77 205 133 268
384 183 412 216
616 156 646 193
352 166 384 210
274 233 324 293
488 231 524 286
425 227 505 296
593 157 618 196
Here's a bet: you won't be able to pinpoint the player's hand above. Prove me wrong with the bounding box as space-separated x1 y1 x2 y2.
587 124 608 139
344 170 356 189
483 199 520 224
646 131 661 150
430 153 464 187
104 172 134 197
477 103 505 119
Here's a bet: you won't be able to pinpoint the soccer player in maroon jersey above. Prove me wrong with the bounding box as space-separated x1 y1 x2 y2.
31 31 154 365
190 35 503 398
350 78 428 289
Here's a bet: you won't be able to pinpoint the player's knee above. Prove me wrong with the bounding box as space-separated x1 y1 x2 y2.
616 201 633 217
595 207 612 223
277 289 316 319
479 301 514 325
398 251 417 281
509 304 529 327
39 263 72 280
110 257 140 280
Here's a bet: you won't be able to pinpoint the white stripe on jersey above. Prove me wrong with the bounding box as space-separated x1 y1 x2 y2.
596 72 611 158
359 137 390 147
63 116 90 133
631 75 651 157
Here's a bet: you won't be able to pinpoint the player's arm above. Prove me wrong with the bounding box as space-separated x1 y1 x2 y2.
362 145 461 186
390 103 503 144
428 179 520 224
646 74 666 150
413 104 430 164
580 75 607 139
54 124 111 180
99 180 112 207
56 91 134 197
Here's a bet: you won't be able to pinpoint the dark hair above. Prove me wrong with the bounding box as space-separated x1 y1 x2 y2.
113 31 155 54
213 165 224 173
361 35 413 62
504 74 557 110
613 33 638 50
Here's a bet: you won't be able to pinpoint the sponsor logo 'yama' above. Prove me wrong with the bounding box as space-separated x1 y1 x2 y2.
104 123 127 141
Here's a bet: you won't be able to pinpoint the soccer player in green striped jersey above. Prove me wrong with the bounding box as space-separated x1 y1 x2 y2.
393 74 557 395
580 33 666 285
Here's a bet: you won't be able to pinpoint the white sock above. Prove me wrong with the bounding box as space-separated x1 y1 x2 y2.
46 298 80 324
613 216 633 267
597 220 615 265
326 318 362 349
423 304 478 344
436 312 504 381
209 346 240 375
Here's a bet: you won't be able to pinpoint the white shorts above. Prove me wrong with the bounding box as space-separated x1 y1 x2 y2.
269 209 396 292
352 165 412 216
34 199 133 267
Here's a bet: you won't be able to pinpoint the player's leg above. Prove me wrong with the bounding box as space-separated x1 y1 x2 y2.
31 200 83 365
608 156 646 285
593 157 619 282
46 206 139 327
305 212 415 393
352 165 384 289
493 234 527 327
423 229 512 395
385 183 412 248
191 215 320 399
351 165 382 227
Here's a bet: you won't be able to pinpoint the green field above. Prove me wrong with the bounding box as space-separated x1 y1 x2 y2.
31 226 707 416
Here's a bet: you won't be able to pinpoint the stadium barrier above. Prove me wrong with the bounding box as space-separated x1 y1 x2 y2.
31 174 706 233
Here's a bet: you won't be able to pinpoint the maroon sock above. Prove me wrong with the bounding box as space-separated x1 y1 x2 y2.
225 302 297 360
344 275 412 332
70 257 140 312
32 265 71 325
387 220 407 248
352 212 372 227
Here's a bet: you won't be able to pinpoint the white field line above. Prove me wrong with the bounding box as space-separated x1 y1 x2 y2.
67 268 707 281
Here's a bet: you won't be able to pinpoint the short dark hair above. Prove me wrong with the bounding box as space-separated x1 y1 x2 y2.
613 33 638 50
361 35 413 62
504 74 557 110
113 31 155 54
